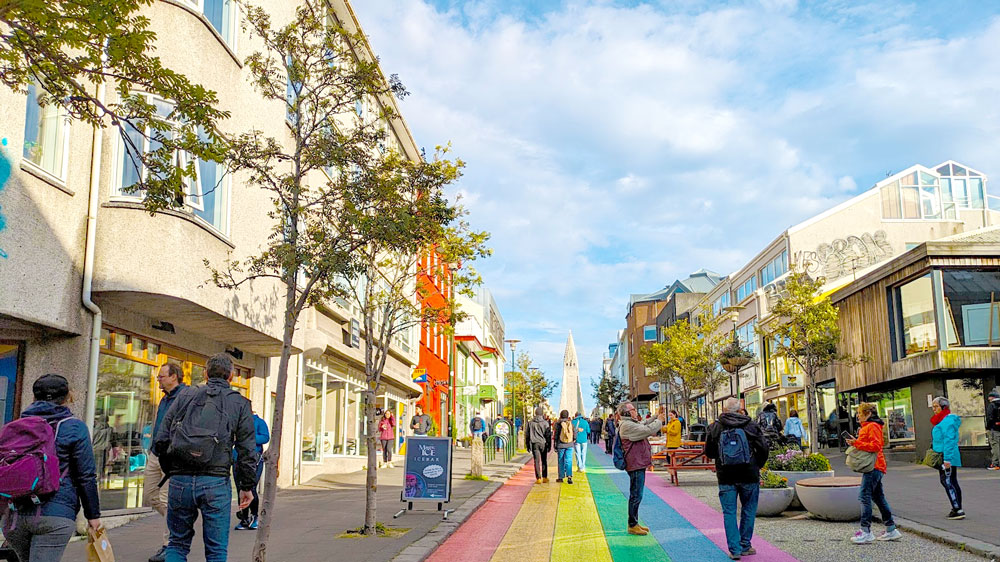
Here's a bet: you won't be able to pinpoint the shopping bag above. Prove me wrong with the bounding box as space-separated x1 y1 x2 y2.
87 526 115 562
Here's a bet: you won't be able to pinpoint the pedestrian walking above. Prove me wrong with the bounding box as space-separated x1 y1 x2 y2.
553 410 576 483
589 415 602 445
704 397 769 559
617 401 664 536
665 410 682 449
145 363 188 562
378 409 396 468
235 410 270 530
755 403 784 448
604 414 617 455
930 396 965 519
784 410 804 450
410 405 432 436
525 406 552 484
470 411 486 442
845 402 901 544
153 353 258 562
986 389 1000 470
1 374 102 562
572 411 591 472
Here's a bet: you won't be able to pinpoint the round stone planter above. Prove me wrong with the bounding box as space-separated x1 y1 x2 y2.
796 476 862 521
756 487 795 516
772 470 834 508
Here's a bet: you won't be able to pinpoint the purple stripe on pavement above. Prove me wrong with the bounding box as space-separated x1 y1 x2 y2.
645 473 800 562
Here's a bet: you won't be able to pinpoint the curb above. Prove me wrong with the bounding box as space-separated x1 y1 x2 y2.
893 517 1000 561
392 454 531 562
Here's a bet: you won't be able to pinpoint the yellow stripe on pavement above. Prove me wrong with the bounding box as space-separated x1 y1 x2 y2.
490 453 561 562
551 472 613 562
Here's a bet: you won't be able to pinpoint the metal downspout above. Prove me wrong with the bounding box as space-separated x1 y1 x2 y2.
82 82 105 431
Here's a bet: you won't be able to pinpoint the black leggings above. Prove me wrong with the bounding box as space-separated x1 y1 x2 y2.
938 466 962 510
381 440 392 463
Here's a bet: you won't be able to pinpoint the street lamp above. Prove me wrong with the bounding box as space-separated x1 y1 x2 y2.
504 339 520 432
721 305 748 401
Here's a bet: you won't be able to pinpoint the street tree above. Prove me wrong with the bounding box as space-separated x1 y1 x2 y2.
591 369 628 411
505 353 555 422
1 0 227 207
757 270 861 452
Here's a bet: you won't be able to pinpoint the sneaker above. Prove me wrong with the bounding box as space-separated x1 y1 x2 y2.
627 525 649 536
249 516 259 530
851 530 875 544
877 529 902 541
542 478 549 483
988 465 1000 471
567 477 573 484
741 547 756 555
387 462 394 468
149 546 167 562
536 478 542 484
947 509 966 520
235 520 251 531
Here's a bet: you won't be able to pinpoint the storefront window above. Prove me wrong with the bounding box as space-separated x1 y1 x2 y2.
941 270 1000 347
895 274 937 356
302 363 360 461
865 387 915 447
815 381 838 448
946 379 987 447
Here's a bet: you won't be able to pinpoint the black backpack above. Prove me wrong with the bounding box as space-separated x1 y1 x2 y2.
166 385 235 469
472 417 484 431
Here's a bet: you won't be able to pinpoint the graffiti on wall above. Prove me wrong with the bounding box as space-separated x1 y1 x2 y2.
0 138 10 259
794 230 893 282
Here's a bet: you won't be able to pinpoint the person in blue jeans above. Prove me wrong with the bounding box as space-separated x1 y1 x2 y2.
236 411 271 530
617 401 664 535
704 398 769 560
553 410 576 483
153 353 258 562
572 411 591 472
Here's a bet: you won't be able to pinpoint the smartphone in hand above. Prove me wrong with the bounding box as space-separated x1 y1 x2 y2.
841 431 855 442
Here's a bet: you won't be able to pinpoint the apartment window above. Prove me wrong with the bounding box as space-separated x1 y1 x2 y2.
114 94 230 234
764 335 800 386
736 319 756 356
643 325 657 342
893 274 937 357
712 293 730 316
736 276 757 303
179 0 237 46
759 250 788 286
936 163 985 210
881 170 959 220
286 56 301 125
22 82 69 180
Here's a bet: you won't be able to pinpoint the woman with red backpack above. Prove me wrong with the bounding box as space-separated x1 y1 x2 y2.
2 374 102 562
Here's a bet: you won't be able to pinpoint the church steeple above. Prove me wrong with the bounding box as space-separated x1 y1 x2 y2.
559 331 585 414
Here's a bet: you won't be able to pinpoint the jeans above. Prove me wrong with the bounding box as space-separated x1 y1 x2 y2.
627 469 646 528
5 515 75 562
938 466 962 510
858 469 895 532
557 447 573 479
719 483 759 555
574 441 588 471
167 474 232 562
381 439 393 463
237 459 265 523
991 430 1000 466
590 431 600 445
531 445 548 480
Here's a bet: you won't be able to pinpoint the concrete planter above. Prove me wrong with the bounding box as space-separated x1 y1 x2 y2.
772 470 835 508
796 476 862 521
756 487 795 516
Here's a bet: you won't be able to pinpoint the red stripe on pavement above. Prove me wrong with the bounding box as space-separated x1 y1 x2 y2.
426 461 537 562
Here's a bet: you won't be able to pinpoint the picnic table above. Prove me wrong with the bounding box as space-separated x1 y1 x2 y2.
651 442 716 485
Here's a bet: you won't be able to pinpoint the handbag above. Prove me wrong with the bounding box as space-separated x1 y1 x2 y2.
922 449 943 470
845 446 876 473
87 526 115 562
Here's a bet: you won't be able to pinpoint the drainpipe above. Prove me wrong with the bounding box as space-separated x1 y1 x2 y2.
82 82 106 431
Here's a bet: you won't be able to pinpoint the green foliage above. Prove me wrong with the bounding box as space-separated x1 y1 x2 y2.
506 353 555 420
592 370 629 410
766 446 831 472
1 0 228 210
759 468 788 489
463 473 489 481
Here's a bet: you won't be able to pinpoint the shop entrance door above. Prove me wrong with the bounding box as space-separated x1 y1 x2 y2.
0 342 23 425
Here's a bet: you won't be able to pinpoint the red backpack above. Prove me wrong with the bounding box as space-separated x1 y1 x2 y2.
0 416 67 506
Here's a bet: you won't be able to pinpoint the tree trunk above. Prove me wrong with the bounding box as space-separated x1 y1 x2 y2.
252 285 298 562
805 370 819 454
363 389 378 535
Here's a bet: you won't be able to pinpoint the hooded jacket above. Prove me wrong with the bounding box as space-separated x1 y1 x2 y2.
704 412 769 485
987 395 1000 431
932 412 962 467
852 415 887 473
17 401 101 521
572 415 591 444
526 410 552 451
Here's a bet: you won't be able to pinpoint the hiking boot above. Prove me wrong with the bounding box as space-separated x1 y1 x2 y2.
877 529 902 541
851 530 874 544
535 478 542 484
947 509 966 520
567 477 573 484
741 547 756 555
149 546 167 562
627 525 648 536
542 478 549 483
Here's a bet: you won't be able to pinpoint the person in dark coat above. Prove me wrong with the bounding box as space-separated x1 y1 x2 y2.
589 415 603 445
525 406 552 483
705 398 769 560
604 414 617 455
755 402 784 448
5 374 102 562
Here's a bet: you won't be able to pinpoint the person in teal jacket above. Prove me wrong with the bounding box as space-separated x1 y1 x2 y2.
572 412 591 472
931 396 964 520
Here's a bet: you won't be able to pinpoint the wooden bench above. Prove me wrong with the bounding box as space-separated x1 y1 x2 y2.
652 442 716 485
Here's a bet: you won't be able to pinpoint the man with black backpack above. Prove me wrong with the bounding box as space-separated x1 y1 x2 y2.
705 398 769 560
153 353 257 562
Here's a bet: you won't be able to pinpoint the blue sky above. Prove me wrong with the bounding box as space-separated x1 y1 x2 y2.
350 0 1000 411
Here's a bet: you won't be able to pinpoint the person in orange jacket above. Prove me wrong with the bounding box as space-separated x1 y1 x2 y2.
846 402 901 544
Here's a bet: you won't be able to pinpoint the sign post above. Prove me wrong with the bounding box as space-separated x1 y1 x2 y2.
394 436 454 519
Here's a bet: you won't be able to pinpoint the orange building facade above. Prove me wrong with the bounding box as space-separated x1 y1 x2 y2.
416 247 452 435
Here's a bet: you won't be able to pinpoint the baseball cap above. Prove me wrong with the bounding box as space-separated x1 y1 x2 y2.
33 374 70 402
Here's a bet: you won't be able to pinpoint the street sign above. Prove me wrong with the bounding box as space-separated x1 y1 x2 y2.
402 437 452 502
493 419 512 437
412 368 427 383
350 319 360 348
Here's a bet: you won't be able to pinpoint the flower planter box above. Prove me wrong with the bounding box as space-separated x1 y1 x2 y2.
796 476 862 521
756 487 795 516
772 470 834 508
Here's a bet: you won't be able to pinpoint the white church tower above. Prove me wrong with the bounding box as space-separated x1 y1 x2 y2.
559 331 586 415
